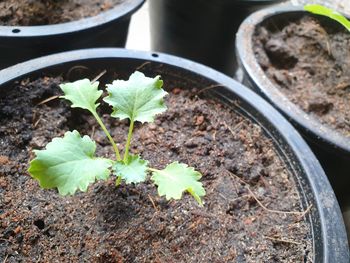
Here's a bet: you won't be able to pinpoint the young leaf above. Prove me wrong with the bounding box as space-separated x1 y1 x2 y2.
60 78 122 160
60 79 102 113
304 4 350 32
151 162 205 205
28 130 112 195
114 155 149 184
103 71 167 123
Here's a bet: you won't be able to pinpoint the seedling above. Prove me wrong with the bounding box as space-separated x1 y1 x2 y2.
28 71 205 205
304 4 350 32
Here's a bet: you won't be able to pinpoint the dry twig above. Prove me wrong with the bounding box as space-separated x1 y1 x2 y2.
227 170 313 216
91 70 107 83
148 194 158 211
223 121 243 136
136 61 151 71
66 65 89 80
2 254 8 263
36 95 59 106
33 118 41 128
90 126 96 140
264 235 302 246
196 84 224 95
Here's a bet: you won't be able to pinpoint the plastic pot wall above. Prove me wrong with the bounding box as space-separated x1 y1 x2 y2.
235 6 350 208
149 0 283 76
0 48 348 262
0 0 144 69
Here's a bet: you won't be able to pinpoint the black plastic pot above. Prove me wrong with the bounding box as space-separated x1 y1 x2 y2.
0 0 144 69
0 48 348 262
235 5 350 208
149 0 283 76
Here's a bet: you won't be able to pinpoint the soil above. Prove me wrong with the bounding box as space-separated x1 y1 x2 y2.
0 0 123 26
253 15 350 137
0 74 312 262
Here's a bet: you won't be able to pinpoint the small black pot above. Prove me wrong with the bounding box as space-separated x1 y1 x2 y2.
0 0 144 69
149 0 283 76
235 6 350 206
0 48 348 262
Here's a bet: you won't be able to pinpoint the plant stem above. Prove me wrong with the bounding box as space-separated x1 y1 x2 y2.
115 176 122 186
123 119 135 162
187 188 203 207
148 167 159 173
124 119 134 162
92 111 121 161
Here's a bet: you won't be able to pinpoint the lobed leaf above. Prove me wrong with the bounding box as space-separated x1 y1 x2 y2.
60 79 102 112
114 154 149 184
304 4 350 32
103 71 167 123
151 162 205 205
28 130 112 195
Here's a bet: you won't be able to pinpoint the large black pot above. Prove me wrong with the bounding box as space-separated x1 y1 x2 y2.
149 0 283 76
0 48 348 262
235 5 350 209
0 0 144 69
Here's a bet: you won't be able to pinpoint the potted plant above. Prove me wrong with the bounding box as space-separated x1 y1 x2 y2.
0 0 145 69
149 0 284 76
236 5 350 210
0 48 348 262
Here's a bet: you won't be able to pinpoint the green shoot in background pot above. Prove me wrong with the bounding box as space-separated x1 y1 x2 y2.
304 4 350 31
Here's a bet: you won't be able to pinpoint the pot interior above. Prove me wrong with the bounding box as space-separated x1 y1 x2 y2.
0 54 346 261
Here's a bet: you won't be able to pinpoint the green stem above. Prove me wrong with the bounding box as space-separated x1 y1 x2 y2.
123 119 135 162
92 111 121 161
115 176 122 186
148 167 159 173
187 188 203 207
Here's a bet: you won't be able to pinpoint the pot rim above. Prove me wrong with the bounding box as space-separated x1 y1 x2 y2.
235 5 350 156
234 0 284 4
0 48 348 262
0 0 145 37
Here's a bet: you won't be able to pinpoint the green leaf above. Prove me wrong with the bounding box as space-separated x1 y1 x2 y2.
304 4 350 32
28 130 112 195
103 71 167 123
114 155 149 184
151 162 205 205
60 79 102 113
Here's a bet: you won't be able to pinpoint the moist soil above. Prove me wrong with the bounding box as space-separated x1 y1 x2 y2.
253 15 350 138
0 74 312 262
0 0 123 26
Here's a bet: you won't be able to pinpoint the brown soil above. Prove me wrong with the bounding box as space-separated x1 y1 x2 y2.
0 0 123 26
253 15 350 138
0 74 312 262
